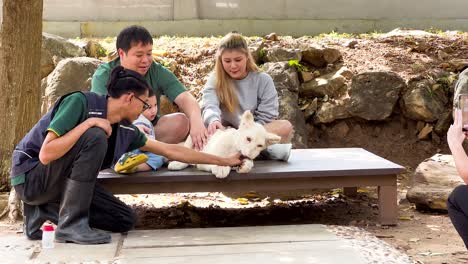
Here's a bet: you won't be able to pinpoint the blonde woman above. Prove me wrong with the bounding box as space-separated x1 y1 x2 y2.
201 32 293 161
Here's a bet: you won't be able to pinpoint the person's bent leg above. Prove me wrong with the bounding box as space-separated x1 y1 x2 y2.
264 120 293 143
154 113 189 143
16 127 109 240
447 185 468 248
259 120 294 161
55 127 111 244
89 184 136 233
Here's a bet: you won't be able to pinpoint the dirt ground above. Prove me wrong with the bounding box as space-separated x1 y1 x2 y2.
2 29 468 263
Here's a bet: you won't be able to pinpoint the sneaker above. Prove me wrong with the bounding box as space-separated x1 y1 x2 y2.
114 152 148 173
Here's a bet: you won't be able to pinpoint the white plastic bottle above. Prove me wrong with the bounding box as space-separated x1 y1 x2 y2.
42 224 55 249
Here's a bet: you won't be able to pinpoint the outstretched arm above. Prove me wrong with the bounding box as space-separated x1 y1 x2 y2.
448 109 468 183
140 138 242 167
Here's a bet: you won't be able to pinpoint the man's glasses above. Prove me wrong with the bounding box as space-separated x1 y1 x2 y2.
132 94 150 111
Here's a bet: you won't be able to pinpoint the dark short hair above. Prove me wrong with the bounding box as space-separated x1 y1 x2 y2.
116 25 153 53
107 66 150 98
147 87 155 97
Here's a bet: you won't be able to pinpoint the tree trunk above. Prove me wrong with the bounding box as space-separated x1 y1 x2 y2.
0 0 43 192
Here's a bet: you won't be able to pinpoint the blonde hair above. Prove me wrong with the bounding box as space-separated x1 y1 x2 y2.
215 32 259 113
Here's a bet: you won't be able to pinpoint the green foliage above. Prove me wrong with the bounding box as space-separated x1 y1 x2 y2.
288 59 308 71
436 73 458 91
359 30 384 39
316 30 354 39
97 45 108 56
258 48 266 60
426 27 445 35
411 63 425 72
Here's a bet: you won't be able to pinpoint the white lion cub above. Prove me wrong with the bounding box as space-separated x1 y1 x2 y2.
168 111 281 178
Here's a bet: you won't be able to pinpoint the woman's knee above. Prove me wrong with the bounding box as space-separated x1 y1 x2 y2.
275 120 293 141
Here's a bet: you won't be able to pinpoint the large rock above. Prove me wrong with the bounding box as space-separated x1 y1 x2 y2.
41 57 102 114
300 70 347 98
277 90 308 148
262 62 300 92
249 40 266 64
41 32 86 78
434 111 452 136
407 154 464 210
84 40 107 58
401 78 448 122
264 47 301 63
348 72 406 120
314 99 351 124
302 46 342 68
453 68 468 108
263 62 308 147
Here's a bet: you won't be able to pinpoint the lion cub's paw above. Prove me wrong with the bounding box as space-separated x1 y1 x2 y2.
236 159 253 173
168 161 189 170
212 166 231 178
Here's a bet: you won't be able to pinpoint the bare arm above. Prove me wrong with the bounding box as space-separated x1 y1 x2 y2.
140 138 242 167
39 118 112 165
174 91 208 150
448 109 468 183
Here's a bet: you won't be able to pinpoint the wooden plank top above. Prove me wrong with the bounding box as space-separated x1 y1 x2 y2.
97 148 405 184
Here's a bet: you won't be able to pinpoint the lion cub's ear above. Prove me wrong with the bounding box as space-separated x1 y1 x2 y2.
266 133 281 146
239 110 254 129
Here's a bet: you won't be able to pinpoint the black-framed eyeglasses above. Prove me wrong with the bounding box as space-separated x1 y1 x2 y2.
132 94 150 112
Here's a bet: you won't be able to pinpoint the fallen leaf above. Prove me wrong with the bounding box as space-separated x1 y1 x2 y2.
357 188 369 193
399 216 412 220
243 191 260 199
236 198 249 205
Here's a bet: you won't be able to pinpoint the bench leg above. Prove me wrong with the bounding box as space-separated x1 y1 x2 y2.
378 185 398 225
343 187 357 197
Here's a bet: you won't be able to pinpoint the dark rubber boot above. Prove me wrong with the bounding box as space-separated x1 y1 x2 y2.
23 202 59 240
55 179 111 244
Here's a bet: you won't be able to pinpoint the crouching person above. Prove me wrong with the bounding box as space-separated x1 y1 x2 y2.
11 66 242 245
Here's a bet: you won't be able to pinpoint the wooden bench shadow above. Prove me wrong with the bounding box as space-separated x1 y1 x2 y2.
98 148 405 225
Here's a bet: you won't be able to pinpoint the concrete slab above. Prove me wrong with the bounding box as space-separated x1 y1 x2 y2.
124 224 338 248
0 224 410 263
33 233 121 263
119 241 364 264
0 233 37 264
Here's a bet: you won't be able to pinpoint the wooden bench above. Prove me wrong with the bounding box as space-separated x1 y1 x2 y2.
98 148 404 225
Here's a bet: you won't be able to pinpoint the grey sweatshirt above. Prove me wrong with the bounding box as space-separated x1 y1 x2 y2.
201 71 279 128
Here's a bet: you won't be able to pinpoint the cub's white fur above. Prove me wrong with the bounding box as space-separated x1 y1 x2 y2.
168 111 281 178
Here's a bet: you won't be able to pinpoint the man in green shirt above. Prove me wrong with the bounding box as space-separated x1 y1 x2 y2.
91 25 208 150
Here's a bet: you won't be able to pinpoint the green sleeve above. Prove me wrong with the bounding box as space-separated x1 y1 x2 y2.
151 63 187 102
48 93 88 137
128 126 148 150
91 63 112 95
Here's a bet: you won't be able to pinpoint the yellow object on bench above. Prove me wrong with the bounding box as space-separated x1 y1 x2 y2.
114 152 148 174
